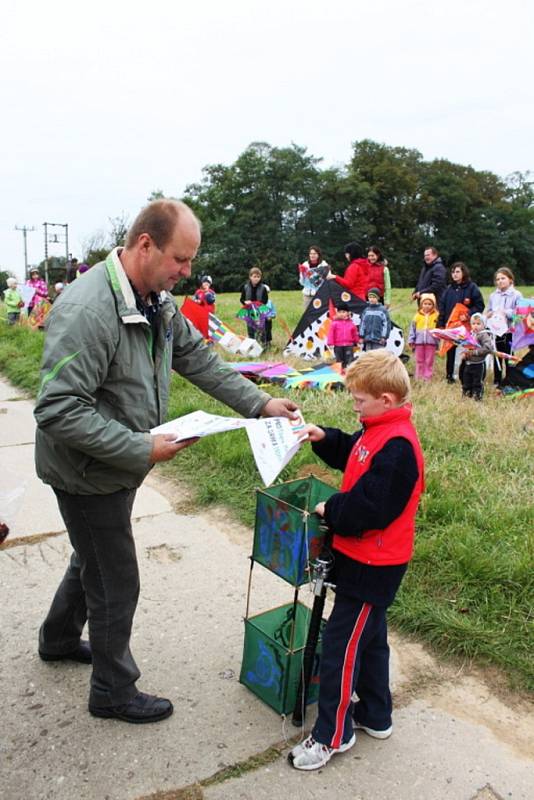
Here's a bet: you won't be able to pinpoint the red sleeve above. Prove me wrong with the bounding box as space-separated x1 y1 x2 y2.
334 259 369 300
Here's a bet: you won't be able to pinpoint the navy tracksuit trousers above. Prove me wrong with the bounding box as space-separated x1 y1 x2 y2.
312 593 391 749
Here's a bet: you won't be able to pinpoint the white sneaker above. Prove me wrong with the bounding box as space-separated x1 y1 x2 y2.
288 733 356 771
353 721 393 739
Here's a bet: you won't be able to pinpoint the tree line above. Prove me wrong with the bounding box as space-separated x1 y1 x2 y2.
179 139 533 292
77 139 533 295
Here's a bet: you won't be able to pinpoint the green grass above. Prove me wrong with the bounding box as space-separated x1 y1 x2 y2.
1 287 533 691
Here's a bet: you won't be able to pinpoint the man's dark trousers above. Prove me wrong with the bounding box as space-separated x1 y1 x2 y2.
39 488 141 708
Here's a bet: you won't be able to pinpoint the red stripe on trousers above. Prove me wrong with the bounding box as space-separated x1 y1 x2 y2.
331 602 372 749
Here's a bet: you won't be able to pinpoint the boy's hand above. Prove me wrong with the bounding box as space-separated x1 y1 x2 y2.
300 424 326 442
314 501 326 517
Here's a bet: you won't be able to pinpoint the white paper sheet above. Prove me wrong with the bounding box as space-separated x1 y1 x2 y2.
151 410 248 441
150 410 306 485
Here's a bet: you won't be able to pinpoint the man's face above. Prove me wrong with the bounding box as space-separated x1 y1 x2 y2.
423 249 436 264
143 218 201 293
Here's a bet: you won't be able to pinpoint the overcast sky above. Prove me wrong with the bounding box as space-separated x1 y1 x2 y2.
2 0 533 280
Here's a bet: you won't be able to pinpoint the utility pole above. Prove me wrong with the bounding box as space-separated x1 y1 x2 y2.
15 225 36 280
43 222 69 285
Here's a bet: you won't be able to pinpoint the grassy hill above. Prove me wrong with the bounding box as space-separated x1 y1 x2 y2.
1 286 533 691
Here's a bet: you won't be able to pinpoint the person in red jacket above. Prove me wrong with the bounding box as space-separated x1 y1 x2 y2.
289 350 424 771
326 241 369 301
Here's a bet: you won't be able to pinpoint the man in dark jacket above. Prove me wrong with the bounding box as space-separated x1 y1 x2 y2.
412 247 447 304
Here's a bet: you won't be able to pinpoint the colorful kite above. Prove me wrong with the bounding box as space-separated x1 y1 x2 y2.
511 298 534 351
236 303 276 332
181 296 210 338
430 325 481 349
283 279 404 360
228 360 345 392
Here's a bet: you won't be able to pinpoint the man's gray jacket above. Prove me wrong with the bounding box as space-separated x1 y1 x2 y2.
34 249 271 495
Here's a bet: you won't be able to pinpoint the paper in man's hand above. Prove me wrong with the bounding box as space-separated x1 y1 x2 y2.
150 410 306 485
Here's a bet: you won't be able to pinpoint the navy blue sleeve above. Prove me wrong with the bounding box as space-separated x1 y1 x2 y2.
311 427 362 472
323 438 419 536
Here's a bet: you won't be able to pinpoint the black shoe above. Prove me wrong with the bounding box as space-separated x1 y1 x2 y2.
39 640 92 664
446 376 455 384
89 692 173 724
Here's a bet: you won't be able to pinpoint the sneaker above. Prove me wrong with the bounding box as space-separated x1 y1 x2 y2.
288 733 356 771
353 720 393 739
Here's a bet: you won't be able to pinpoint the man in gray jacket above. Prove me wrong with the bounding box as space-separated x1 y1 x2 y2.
34 200 298 724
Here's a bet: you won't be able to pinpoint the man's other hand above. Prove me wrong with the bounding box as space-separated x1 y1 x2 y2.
150 434 199 463
261 398 300 419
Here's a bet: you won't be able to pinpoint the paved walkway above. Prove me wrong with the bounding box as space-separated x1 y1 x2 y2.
0 376 532 800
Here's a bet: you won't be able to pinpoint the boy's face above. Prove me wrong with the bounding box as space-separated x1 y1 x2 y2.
421 299 434 313
368 295 379 305
250 273 261 286
350 387 399 418
201 281 211 291
471 318 484 332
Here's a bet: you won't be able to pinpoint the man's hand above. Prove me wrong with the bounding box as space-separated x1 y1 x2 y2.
299 423 326 442
412 292 420 301
314 501 326 516
150 434 199 464
261 398 300 419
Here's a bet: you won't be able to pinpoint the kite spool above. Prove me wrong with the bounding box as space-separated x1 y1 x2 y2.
239 475 335 715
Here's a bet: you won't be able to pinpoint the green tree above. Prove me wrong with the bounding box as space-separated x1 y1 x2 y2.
183 142 327 291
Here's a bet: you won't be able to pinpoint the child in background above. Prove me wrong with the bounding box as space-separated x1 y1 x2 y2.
327 302 360 373
289 350 424 771
486 267 522 387
461 313 494 400
193 275 216 313
3 277 24 324
360 288 390 350
408 293 439 381
26 268 49 315
239 267 272 346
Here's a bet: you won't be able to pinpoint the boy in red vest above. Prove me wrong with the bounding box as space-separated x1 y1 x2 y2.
289 350 425 771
